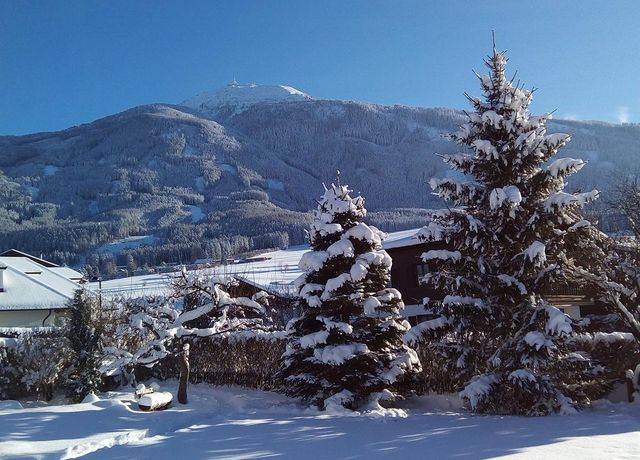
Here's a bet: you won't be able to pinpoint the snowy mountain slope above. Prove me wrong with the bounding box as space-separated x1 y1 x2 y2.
182 81 313 118
0 85 638 266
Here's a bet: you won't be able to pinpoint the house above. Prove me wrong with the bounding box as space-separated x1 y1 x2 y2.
217 230 436 324
228 275 300 326
383 231 605 325
383 229 442 325
0 250 85 328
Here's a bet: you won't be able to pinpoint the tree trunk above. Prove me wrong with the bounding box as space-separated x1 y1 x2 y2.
178 343 190 404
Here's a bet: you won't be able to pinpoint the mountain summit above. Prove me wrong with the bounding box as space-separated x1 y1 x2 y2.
181 81 313 116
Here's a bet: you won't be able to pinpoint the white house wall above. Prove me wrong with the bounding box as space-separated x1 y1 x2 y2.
0 310 66 328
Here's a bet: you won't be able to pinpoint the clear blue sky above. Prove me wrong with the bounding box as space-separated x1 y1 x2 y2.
1 1 639 135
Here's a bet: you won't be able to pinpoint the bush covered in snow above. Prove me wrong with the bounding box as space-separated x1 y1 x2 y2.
100 272 279 394
0 330 71 401
567 324 640 401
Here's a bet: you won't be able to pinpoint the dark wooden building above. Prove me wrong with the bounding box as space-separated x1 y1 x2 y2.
383 232 605 325
383 233 442 325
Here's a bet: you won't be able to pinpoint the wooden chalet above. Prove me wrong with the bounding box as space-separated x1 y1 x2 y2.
383 231 607 325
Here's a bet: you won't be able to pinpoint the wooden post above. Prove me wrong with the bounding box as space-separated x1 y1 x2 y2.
178 343 190 404
625 367 638 403
627 377 635 403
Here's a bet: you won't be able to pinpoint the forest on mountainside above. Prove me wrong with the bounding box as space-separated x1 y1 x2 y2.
0 98 636 273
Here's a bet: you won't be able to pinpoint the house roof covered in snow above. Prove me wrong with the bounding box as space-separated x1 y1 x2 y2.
49 266 85 281
0 256 81 311
381 228 423 250
0 249 60 268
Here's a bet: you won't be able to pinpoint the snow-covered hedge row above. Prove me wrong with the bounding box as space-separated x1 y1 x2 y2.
568 325 640 399
147 336 286 390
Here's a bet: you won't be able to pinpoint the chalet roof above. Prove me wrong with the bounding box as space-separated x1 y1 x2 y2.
232 275 289 298
381 228 423 250
0 249 60 268
49 266 85 281
0 256 80 311
402 304 429 317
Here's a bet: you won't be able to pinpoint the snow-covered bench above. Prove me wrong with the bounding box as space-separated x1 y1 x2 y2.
135 383 173 411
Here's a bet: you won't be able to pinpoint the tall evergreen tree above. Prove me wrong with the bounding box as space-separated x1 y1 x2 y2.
281 183 421 412
417 45 601 415
66 289 103 402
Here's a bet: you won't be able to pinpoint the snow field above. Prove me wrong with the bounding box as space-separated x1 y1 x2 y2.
1 383 639 459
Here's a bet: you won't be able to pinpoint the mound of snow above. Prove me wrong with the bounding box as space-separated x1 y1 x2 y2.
182 81 313 116
81 393 100 404
0 400 23 410
62 429 149 459
92 399 126 409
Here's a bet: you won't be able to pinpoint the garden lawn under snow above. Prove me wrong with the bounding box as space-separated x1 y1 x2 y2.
1 383 639 459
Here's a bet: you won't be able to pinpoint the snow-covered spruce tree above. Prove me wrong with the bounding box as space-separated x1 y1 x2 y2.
415 46 602 415
281 183 421 412
66 289 103 402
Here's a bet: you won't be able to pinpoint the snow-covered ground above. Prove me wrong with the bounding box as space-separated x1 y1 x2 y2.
186 205 205 223
1 382 638 459
95 272 174 299
43 164 59 176
95 236 159 255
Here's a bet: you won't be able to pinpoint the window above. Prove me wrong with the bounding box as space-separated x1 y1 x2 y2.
416 263 431 285
408 314 431 327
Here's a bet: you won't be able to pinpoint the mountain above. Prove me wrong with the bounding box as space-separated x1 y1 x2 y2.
0 83 637 271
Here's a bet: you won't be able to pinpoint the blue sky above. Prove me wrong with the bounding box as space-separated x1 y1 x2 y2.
1 1 639 134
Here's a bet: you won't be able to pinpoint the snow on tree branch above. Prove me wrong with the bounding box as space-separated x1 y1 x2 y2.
101 272 273 374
